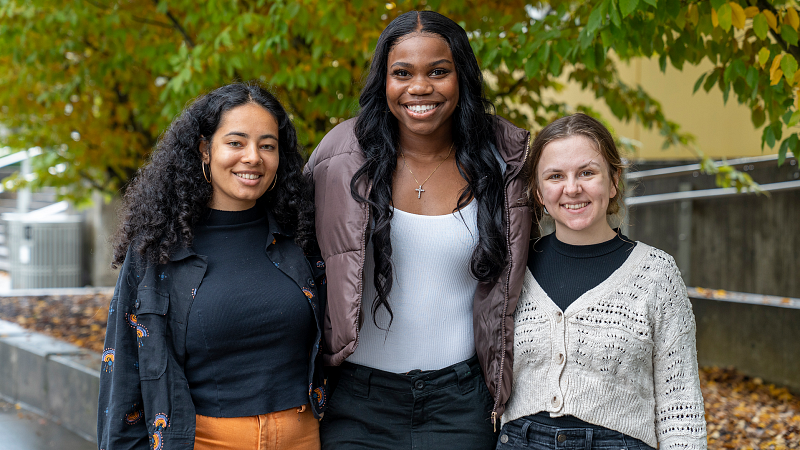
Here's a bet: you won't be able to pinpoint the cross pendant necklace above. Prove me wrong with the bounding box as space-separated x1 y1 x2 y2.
400 142 454 199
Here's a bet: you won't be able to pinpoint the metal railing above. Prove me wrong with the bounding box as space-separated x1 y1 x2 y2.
688 287 800 310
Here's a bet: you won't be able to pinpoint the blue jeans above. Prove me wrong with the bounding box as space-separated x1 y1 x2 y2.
496 417 655 450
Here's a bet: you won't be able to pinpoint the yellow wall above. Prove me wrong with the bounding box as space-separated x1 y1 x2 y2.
550 58 776 161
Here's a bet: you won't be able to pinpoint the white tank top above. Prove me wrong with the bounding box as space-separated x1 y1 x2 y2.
347 200 479 372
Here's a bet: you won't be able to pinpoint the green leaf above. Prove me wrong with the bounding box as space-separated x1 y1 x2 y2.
717 3 732 31
745 66 759 88
587 6 605 33
753 13 769 40
788 110 800 127
665 0 680 19
619 0 639 18
778 137 789 165
752 107 766 128
791 134 800 160
642 0 657 6
781 54 798 82
781 24 799 46
710 0 726 10
693 73 707 93
758 48 771 68
610 0 622 26
704 69 720 92
764 124 776 149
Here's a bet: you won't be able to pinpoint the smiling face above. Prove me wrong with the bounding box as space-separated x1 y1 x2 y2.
200 103 280 211
536 135 619 245
385 34 459 141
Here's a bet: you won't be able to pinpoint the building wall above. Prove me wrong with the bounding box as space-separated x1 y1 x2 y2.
551 58 775 160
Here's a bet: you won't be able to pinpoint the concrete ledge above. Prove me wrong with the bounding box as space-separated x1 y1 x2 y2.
692 297 800 394
0 319 99 442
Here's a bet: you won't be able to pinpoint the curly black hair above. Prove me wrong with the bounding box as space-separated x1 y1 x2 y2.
352 11 507 328
112 82 316 267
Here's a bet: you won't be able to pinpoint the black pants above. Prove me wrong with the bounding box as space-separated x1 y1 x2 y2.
320 355 497 450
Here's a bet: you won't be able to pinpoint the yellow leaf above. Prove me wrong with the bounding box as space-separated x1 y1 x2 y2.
786 7 800 31
730 2 746 29
771 53 784 80
712 8 719 27
744 6 760 18
771 68 784 85
764 10 779 31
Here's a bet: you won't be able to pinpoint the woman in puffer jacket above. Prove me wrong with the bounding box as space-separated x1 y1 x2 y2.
304 10 532 450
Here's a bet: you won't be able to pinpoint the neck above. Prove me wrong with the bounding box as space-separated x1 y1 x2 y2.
554 222 617 246
398 130 453 160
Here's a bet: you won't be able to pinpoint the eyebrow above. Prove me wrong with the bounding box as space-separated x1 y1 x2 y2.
389 59 454 69
223 131 278 141
541 161 602 173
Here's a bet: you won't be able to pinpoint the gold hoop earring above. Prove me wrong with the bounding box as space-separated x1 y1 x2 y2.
266 175 278 192
201 162 211 183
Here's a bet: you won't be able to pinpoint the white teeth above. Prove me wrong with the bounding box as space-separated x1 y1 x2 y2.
406 104 437 113
564 202 588 210
235 173 261 180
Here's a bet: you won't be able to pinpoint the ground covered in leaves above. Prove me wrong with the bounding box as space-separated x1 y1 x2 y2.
0 294 799 449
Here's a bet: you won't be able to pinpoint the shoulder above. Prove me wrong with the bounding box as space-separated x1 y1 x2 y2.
634 242 683 283
307 118 362 168
493 116 530 165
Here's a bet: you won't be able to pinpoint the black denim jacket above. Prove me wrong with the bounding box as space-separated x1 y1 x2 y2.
97 213 326 450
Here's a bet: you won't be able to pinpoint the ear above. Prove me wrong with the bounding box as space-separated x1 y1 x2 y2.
610 169 620 199
198 138 210 164
534 186 544 206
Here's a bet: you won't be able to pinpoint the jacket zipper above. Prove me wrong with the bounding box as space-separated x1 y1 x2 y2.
491 131 531 432
353 180 374 351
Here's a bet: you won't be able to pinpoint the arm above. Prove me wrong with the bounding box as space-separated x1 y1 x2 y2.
97 252 150 450
652 257 708 449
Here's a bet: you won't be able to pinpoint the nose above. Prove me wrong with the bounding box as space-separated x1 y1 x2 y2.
241 143 261 165
407 77 434 96
564 177 582 195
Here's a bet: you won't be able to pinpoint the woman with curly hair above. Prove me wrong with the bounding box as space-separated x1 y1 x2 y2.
305 11 532 449
97 82 325 450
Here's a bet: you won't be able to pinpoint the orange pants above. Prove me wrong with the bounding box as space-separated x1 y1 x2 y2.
194 405 320 450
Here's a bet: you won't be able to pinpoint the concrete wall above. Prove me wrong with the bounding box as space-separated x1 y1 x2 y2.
692 297 800 393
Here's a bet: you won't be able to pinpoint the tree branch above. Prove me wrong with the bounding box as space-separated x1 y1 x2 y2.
152 0 195 49
131 16 173 29
757 1 800 63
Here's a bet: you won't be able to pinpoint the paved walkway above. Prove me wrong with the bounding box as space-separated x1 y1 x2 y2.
0 401 94 450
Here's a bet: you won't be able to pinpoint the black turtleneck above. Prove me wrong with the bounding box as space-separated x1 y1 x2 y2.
184 207 314 417
527 231 636 429
527 231 637 312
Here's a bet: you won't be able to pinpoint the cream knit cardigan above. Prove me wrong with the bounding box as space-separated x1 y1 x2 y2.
502 242 707 449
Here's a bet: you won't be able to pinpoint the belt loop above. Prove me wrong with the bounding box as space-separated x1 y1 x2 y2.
520 420 531 446
453 361 475 395
353 366 371 399
584 429 593 450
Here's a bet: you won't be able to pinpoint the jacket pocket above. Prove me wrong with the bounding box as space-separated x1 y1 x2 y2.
132 288 169 380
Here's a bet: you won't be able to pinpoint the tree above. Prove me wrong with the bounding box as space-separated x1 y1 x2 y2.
1 0 797 202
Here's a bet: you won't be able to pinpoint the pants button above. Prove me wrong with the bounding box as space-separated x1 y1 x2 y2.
557 433 567 443
414 380 425 390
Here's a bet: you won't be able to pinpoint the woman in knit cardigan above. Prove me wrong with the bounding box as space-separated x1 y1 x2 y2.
497 113 707 450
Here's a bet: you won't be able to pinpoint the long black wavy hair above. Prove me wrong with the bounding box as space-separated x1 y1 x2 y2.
113 82 316 267
352 11 507 327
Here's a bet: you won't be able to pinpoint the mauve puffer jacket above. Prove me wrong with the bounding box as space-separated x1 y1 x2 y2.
304 116 532 425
